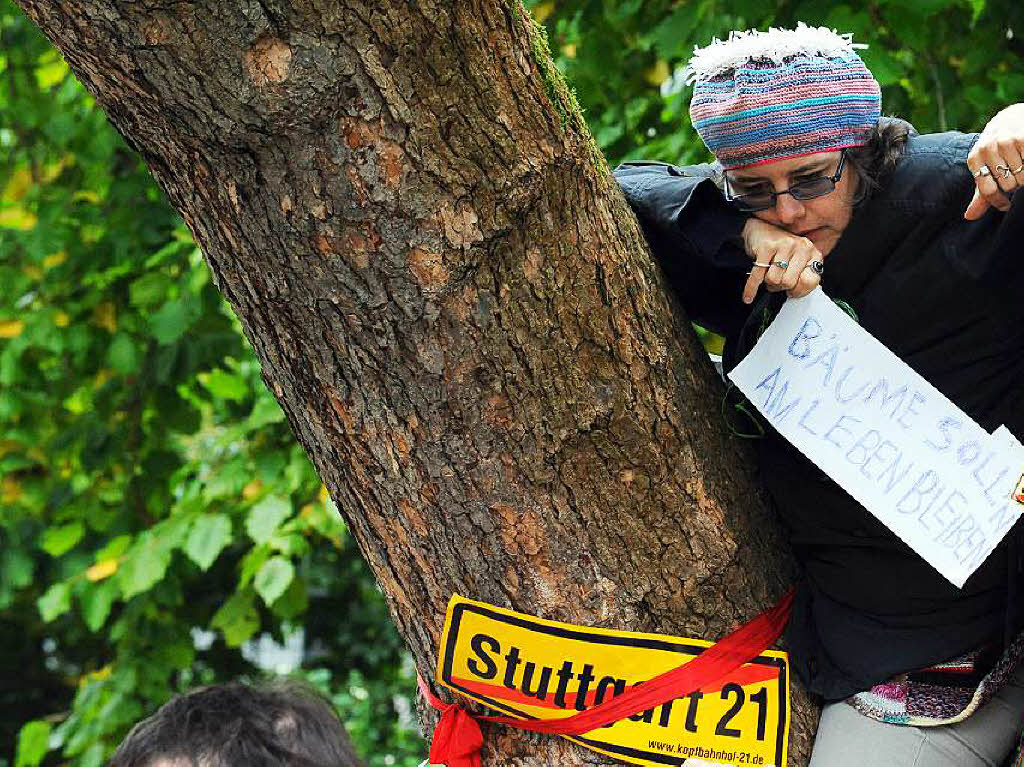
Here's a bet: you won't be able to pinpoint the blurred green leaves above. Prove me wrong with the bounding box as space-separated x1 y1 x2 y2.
149 295 201 345
528 0 1024 167
0 2 422 764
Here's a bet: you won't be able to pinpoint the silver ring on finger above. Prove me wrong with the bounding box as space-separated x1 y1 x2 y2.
1013 163 1024 175
997 164 1013 180
804 260 824 275
752 261 772 268
773 260 789 270
973 165 992 178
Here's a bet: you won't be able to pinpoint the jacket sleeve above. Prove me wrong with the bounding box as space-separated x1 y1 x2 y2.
613 161 752 337
897 132 1024 329
955 187 1024 329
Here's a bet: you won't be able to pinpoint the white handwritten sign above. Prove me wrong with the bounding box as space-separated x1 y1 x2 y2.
728 290 1024 588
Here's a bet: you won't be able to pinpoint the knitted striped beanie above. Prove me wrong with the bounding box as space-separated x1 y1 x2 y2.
685 24 882 170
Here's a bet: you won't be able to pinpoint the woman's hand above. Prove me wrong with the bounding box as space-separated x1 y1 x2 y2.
741 218 824 304
965 103 1024 220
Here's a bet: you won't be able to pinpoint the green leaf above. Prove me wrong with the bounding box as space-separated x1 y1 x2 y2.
35 56 68 89
248 396 285 428
254 556 295 606
284 450 306 492
107 333 141 374
881 0 957 13
129 272 172 307
822 5 872 40
40 521 85 557
120 552 170 597
43 111 76 144
38 582 71 622
861 48 904 88
95 534 132 562
80 579 118 632
1 548 34 590
15 720 52 767
153 344 179 383
239 544 271 588
964 83 995 112
0 455 37 472
184 514 232 571
643 8 701 60
269 573 307 620
77 741 106 767
118 535 172 599
967 0 986 23
203 369 248 401
211 589 259 647
996 73 1024 103
269 532 310 558
155 386 201 434
203 457 250 501
149 295 200 345
255 451 287 483
152 638 196 670
246 495 292 544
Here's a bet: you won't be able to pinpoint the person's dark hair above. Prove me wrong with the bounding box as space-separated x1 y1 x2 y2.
845 116 913 207
108 679 364 767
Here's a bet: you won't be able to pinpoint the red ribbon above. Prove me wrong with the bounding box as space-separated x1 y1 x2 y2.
418 587 794 766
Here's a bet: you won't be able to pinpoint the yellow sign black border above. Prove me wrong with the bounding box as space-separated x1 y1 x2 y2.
439 598 789 767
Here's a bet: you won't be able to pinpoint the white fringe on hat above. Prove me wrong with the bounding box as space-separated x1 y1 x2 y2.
683 22 868 84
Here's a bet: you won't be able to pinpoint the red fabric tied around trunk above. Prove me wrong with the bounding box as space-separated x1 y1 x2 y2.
418 587 794 766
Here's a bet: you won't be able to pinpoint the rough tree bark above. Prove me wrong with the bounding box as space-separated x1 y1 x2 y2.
15 1 818 763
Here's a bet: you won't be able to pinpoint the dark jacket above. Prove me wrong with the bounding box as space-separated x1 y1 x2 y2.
615 132 1024 700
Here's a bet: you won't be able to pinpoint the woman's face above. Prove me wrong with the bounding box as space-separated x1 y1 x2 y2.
727 151 859 256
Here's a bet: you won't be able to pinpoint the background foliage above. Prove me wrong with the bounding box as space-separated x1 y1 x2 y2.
536 0 1024 168
1 0 1023 765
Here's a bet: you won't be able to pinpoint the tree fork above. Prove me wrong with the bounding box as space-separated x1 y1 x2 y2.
14 0 818 762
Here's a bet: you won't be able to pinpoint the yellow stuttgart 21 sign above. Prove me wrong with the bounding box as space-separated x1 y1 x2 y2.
436 595 791 767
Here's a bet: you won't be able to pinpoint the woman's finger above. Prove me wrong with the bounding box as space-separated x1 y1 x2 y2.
967 160 1010 213
997 136 1024 191
964 187 990 221
776 238 819 290
743 262 770 304
739 219 823 302
986 136 1024 192
762 252 794 291
788 263 822 299
778 248 803 291
972 143 1013 209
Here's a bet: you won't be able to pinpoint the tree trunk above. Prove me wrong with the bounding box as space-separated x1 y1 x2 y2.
15 0 817 763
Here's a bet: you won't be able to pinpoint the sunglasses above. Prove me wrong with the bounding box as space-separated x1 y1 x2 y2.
725 151 848 212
